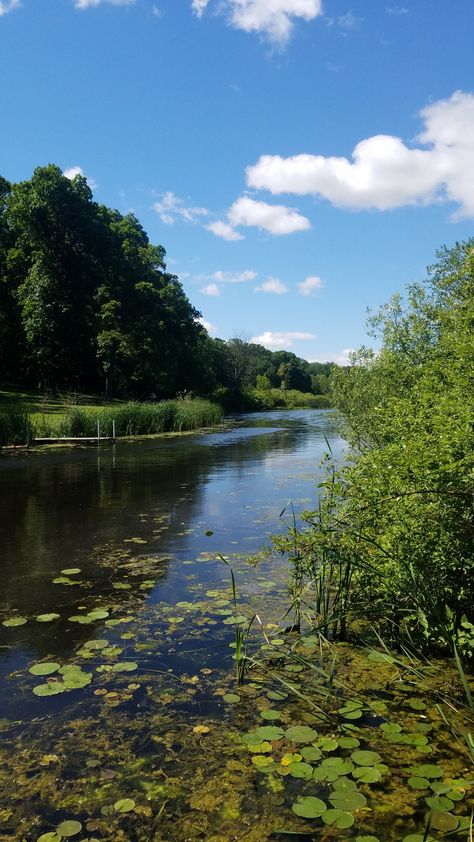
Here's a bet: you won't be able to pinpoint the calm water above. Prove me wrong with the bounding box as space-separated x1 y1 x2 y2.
1 411 470 842
0 410 343 720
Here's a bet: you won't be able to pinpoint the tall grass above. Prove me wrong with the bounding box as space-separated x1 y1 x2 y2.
0 410 32 446
55 399 223 438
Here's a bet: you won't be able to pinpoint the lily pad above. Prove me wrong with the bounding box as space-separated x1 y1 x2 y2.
351 749 381 766
292 796 327 819
300 746 322 762
61 568 81 575
84 639 109 650
260 709 280 720
36 613 60 623
322 809 354 828
55 820 82 837
38 834 62 842
410 764 443 779
29 662 60 676
255 725 285 741
429 811 459 832
114 798 136 813
111 662 138 672
329 790 367 811
408 776 430 789
2 617 27 627
353 766 382 783
33 682 66 696
284 725 318 743
288 761 314 780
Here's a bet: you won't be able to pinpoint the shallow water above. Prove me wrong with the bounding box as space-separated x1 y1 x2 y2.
0 410 471 842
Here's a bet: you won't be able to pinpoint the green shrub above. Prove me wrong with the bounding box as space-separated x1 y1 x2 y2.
0 410 33 446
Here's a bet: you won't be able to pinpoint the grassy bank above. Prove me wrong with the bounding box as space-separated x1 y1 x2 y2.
0 386 223 445
249 388 331 410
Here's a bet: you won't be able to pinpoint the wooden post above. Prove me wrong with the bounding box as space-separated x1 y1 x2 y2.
112 419 116 443
97 419 100 445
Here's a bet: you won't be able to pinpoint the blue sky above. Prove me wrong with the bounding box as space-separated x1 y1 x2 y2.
1 0 473 363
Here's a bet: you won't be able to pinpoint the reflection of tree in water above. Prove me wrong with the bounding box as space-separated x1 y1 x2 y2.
0 412 340 659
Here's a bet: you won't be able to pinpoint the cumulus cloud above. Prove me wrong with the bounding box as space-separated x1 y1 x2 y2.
209 196 310 240
75 0 135 7
298 275 324 296
386 5 409 14
326 10 363 29
192 0 323 44
63 166 97 189
250 331 316 350
197 317 217 334
212 269 257 283
205 220 244 241
310 348 355 365
0 0 20 16
192 0 210 17
200 283 221 296
246 91 474 219
153 191 209 225
256 277 288 294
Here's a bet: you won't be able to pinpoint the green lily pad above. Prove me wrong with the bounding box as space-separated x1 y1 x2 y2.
338 736 360 749
410 764 443 779
356 837 381 842
33 682 66 696
2 617 27 627
333 777 357 792
223 693 240 703
69 615 93 624
429 811 459 832
288 761 314 780
380 722 402 734
87 609 109 620
408 777 430 789
114 798 136 813
322 809 354 828
61 568 81 575
111 662 138 672
316 737 338 752
292 796 327 819
284 725 318 743
267 690 287 701
260 709 280 720
402 836 436 842
329 790 367 811
252 754 274 768
29 662 60 676
36 613 60 623
62 671 92 689
38 834 62 842
55 820 82 837
425 795 454 811
300 746 322 762
255 726 285 741
351 750 381 766
353 766 382 783
84 639 109 650
408 698 427 710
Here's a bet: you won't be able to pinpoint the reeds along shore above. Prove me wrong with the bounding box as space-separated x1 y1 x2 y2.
0 399 224 446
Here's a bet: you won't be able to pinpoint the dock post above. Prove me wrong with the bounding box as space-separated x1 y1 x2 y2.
112 419 116 444
97 419 100 445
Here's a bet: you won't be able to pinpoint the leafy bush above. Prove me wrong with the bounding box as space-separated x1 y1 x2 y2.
0 410 33 446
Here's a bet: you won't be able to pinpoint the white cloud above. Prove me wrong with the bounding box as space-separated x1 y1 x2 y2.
246 91 474 219
205 220 244 241
212 269 257 283
251 331 316 349
256 277 288 294
152 4 162 16
0 0 20 16
200 283 221 296
326 10 363 29
386 5 409 14
63 166 97 189
309 348 355 365
209 196 310 240
192 0 323 44
153 191 209 225
192 0 210 17
197 317 217 335
75 0 135 8
298 275 324 296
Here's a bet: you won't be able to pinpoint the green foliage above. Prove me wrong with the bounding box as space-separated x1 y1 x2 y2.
276 239 474 662
0 409 32 446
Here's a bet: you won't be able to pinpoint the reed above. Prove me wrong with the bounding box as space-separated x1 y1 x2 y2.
0 409 32 446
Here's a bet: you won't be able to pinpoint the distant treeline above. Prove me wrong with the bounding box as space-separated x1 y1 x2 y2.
0 165 338 407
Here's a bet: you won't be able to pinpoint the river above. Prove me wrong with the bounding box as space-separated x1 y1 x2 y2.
0 410 471 842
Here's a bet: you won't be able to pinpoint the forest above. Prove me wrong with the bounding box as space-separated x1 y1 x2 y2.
0 165 334 410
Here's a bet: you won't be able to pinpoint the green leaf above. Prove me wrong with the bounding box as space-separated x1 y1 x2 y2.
55 820 82 837
351 749 381 766
2 616 27 627
292 796 327 819
285 725 318 743
322 809 354 828
36 613 60 623
113 798 136 813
